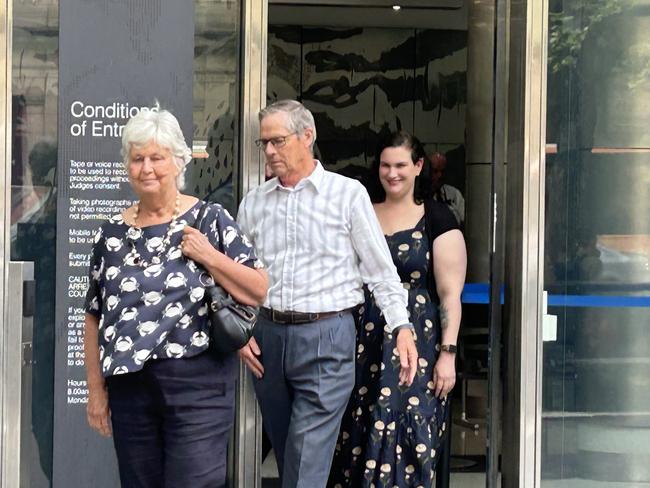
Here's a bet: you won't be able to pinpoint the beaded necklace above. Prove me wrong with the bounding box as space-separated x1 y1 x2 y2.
129 193 181 268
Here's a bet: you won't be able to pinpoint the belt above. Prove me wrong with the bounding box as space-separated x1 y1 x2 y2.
259 307 351 325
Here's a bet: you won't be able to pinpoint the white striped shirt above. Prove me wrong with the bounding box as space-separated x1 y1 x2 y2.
237 161 409 331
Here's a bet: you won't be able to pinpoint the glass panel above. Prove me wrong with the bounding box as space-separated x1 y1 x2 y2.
11 3 59 485
10 0 241 486
542 1 650 486
190 0 241 215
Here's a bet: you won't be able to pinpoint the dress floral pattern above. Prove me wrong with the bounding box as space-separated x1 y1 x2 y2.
329 216 450 488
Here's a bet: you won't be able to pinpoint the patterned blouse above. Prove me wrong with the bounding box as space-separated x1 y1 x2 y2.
84 200 262 377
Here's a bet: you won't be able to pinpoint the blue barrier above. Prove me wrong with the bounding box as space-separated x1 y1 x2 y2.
461 283 650 308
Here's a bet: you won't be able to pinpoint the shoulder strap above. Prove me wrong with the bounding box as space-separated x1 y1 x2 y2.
423 198 436 245
192 200 226 254
193 201 211 230
423 198 438 303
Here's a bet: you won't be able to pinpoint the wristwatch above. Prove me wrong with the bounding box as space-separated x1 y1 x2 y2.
440 344 457 354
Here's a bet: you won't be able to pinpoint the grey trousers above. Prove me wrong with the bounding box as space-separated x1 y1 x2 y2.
253 312 356 488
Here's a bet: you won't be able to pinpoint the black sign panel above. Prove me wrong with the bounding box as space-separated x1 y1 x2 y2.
54 1 193 485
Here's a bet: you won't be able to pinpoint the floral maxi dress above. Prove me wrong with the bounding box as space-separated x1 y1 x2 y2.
328 215 454 488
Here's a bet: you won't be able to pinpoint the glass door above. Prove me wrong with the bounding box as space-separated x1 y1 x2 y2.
263 1 507 487
3 0 263 486
541 1 650 486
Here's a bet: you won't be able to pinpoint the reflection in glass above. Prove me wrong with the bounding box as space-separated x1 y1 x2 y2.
11 1 59 486
543 1 650 485
188 0 241 215
10 1 243 486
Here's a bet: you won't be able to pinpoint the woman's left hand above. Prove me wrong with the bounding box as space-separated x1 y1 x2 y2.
432 353 456 398
181 226 216 265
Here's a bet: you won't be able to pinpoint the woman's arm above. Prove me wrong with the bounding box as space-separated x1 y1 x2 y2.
84 313 111 437
181 226 268 306
432 229 467 397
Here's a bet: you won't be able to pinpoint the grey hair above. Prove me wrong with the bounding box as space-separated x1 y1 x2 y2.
259 100 317 152
121 104 192 189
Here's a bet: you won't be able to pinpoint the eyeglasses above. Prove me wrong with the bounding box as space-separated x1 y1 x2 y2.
254 132 297 149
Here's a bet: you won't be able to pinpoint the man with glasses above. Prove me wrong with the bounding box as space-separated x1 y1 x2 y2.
237 99 418 488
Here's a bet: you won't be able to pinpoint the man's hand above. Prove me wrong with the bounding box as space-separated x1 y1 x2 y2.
87 384 112 437
396 328 418 386
433 352 456 398
239 337 264 379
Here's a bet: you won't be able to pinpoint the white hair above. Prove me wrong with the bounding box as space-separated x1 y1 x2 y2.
121 104 192 189
259 100 317 152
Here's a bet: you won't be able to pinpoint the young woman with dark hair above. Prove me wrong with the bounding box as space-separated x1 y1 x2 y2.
329 131 467 488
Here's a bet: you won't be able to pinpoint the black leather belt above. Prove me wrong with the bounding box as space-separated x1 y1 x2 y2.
260 307 351 325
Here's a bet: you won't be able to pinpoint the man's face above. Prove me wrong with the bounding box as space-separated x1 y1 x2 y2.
258 113 313 180
431 156 447 187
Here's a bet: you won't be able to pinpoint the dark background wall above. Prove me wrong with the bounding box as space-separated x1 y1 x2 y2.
267 25 468 191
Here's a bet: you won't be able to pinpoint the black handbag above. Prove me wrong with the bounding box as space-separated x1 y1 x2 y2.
193 202 258 354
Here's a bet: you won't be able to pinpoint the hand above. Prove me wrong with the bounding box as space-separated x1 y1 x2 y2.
433 352 456 398
87 385 112 437
239 337 264 379
181 226 216 265
396 328 418 386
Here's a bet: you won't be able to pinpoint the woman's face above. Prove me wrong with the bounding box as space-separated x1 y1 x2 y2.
127 140 179 197
378 145 422 200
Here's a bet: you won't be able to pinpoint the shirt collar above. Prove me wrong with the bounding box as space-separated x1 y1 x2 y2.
303 160 325 193
261 176 281 194
262 160 325 194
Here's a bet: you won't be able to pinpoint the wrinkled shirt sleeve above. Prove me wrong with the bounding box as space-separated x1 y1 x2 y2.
349 186 409 331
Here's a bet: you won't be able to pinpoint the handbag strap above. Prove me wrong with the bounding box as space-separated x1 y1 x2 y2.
193 200 211 230
423 198 439 304
193 200 226 255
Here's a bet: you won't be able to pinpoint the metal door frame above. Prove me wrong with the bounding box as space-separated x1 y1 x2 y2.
0 0 13 486
502 0 548 486
238 0 553 486
486 0 508 484
235 0 267 487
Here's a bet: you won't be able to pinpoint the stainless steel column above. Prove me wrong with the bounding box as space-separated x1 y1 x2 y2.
487 0 509 485
467 3 502 488
465 0 495 283
235 0 267 486
0 1 13 486
502 0 548 486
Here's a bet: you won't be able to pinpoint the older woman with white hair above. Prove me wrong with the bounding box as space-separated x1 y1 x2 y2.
83 106 268 487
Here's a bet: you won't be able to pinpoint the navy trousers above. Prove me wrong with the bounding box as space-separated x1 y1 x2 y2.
106 351 237 488
253 312 356 488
